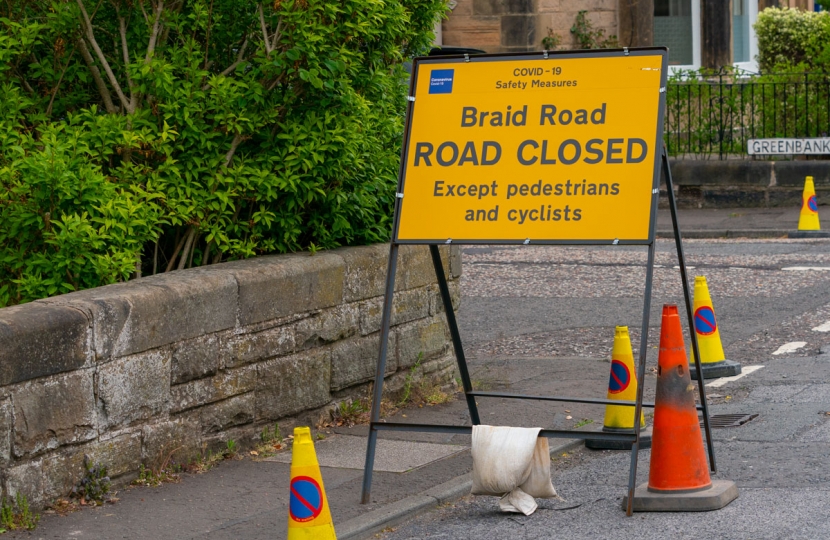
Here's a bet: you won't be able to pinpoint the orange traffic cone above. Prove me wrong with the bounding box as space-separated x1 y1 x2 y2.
586 326 651 450
688 276 741 380
790 176 830 238
623 305 738 512
287 427 337 539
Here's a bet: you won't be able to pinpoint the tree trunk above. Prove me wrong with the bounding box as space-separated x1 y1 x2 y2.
618 0 654 48
702 0 733 70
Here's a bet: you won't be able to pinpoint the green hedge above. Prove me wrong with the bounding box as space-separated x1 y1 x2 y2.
0 0 445 306
755 7 830 72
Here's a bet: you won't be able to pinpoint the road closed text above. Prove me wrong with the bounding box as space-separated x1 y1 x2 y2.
413 138 647 167
411 102 649 167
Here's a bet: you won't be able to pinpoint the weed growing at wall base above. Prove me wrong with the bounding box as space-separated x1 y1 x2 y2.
0 494 39 532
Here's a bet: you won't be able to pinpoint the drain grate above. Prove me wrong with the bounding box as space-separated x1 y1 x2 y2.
699 413 758 429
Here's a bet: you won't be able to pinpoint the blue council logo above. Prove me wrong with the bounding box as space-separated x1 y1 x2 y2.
429 69 455 94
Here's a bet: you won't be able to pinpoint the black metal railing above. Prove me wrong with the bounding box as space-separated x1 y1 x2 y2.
665 70 830 159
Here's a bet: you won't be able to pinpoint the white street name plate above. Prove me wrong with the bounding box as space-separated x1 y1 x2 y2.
748 138 830 155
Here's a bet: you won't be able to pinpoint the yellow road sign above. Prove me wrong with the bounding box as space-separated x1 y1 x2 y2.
394 49 668 243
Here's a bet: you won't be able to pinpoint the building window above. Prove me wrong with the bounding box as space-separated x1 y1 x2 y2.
733 0 750 63
654 0 694 65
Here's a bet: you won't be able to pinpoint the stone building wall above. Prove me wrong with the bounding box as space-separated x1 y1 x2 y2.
0 244 460 507
442 0 619 53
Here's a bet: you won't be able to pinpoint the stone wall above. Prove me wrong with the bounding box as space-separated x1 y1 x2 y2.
0 244 461 507
442 0 618 53
663 160 830 208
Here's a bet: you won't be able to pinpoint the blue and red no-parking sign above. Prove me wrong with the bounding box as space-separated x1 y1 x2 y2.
694 306 718 336
608 359 631 394
290 476 324 523
808 195 818 213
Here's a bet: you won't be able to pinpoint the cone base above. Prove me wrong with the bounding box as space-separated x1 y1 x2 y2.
690 359 741 380
622 479 738 512
789 230 830 238
585 426 652 450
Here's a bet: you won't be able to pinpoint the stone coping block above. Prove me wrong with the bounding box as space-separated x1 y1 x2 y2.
41 267 238 359
0 303 88 387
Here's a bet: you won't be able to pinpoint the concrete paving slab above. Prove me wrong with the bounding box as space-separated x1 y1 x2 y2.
264 434 468 473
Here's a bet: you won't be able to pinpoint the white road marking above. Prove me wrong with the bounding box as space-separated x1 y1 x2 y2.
772 341 807 355
812 321 830 332
706 365 765 388
782 266 830 271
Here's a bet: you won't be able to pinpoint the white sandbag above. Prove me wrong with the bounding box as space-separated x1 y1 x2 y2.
499 487 538 515
519 436 558 499
470 425 558 516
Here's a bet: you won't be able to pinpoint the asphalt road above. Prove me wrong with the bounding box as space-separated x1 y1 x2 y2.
381 238 830 540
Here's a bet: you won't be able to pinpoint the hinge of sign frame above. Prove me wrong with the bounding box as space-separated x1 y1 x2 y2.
659 87 666 93
612 238 620 245
523 238 530 245
543 50 549 59
652 188 659 194
623 47 629 56
407 96 415 102
464 53 470 62
445 238 452 244
396 192 404 198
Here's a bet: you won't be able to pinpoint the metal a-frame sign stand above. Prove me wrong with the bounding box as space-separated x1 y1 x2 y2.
360 48 716 516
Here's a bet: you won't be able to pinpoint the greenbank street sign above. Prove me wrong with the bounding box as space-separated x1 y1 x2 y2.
748 138 830 155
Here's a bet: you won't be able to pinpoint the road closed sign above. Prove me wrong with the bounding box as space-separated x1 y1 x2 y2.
394 48 668 243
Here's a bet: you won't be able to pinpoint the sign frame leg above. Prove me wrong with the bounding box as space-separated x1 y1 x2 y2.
429 245 481 425
662 147 716 472
361 242 400 504
625 240 656 516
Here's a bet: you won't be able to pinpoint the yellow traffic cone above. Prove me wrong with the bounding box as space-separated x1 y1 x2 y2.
790 177 829 238
688 276 741 380
586 326 651 450
798 176 821 231
287 427 337 540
